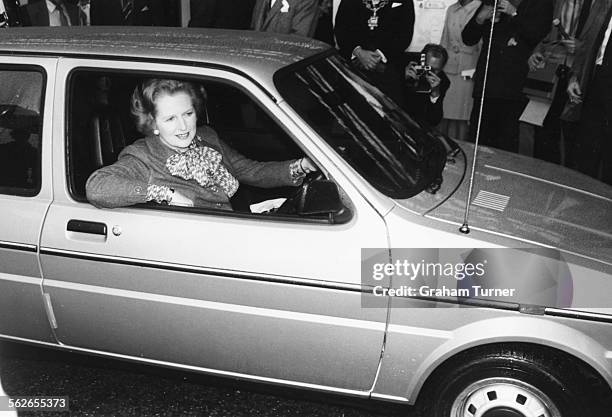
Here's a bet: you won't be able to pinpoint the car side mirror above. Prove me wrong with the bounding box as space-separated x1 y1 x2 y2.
296 180 344 216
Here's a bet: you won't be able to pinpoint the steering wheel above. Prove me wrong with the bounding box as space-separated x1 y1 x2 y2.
274 171 324 215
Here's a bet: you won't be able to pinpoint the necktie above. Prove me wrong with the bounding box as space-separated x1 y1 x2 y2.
603 18 612 66
122 0 133 23
58 5 70 26
51 0 70 26
597 8 612 66
575 0 592 38
262 0 274 22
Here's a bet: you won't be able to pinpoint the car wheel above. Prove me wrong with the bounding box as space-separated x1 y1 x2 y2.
421 345 609 417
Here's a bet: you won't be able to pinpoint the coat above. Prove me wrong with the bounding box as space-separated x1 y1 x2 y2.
251 0 319 37
86 126 298 210
571 0 612 100
462 0 554 100
188 0 256 30
334 0 415 69
440 1 481 76
20 0 80 26
533 0 594 67
90 0 165 26
440 1 481 120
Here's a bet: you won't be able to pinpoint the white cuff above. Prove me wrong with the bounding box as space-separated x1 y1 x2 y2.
375 49 388 64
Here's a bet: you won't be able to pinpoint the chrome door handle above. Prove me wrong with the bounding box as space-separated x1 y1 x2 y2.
66 220 107 236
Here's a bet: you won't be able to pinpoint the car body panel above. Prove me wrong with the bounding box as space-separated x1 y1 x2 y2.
374 310 612 403
399 142 612 265
0 56 56 342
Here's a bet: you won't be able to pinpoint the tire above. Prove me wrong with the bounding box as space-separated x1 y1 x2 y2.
420 344 610 417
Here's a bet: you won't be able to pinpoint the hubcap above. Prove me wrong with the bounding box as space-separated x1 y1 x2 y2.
450 377 562 417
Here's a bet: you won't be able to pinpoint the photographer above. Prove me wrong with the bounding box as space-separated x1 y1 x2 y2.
404 44 450 126
462 0 553 152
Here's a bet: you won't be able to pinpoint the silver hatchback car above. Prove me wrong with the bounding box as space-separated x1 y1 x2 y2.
0 27 610 417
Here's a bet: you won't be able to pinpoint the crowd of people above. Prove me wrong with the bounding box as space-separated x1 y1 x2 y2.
2 0 611 185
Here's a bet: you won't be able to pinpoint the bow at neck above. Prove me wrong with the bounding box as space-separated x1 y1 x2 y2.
165 137 239 197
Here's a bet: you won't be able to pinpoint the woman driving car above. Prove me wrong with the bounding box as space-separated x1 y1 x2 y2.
86 78 317 210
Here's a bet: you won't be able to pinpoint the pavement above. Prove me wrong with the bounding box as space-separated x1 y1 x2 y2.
0 342 419 417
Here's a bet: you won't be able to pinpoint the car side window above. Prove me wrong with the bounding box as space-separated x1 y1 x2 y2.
0 68 44 196
67 70 337 219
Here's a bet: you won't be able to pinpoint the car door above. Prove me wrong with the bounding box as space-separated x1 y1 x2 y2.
39 59 390 393
0 57 57 343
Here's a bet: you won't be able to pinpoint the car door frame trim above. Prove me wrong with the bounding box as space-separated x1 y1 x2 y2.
0 240 37 253
40 248 529 312
40 247 369 294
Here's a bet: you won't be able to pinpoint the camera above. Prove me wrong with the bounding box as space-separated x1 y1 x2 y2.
413 53 432 76
413 53 432 93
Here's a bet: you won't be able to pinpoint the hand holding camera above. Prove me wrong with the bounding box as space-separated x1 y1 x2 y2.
405 61 426 81
425 71 442 97
406 54 436 94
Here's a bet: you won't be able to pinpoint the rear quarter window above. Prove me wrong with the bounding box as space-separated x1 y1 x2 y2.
0 68 44 196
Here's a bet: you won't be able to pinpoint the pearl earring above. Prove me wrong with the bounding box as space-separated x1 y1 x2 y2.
153 129 160 136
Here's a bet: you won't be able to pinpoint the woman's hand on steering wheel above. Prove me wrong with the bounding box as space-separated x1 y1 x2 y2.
300 157 318 173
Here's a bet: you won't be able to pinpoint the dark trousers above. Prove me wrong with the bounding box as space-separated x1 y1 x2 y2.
534 76 568 165
469 97 527 153
577 67 612 184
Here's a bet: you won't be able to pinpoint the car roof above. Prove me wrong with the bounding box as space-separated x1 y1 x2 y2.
0 26 331 93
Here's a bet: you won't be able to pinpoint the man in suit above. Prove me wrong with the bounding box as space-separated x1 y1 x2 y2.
528 0 594 165
404 43 451 126
20 0 80 26
189 0 256 29
567 1 612 183
462 0 553 152
334 0 415 104
90 0 164 26
251 0 318 37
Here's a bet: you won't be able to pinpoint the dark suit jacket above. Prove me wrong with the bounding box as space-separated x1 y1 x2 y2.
571 1 612 99
20 1 80 26
404 70 450 126
334 0 415 69
90 0 164 26
462 0 553 100
189 0 256 29
251 0 318 37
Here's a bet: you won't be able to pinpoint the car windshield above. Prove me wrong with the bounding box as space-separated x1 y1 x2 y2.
275 53 447 199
